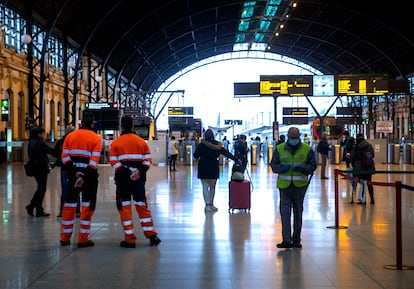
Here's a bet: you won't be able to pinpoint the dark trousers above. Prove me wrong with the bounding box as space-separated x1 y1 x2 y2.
170 154 178 170
29 172 48 213
279 183 307 243
60 169 80 214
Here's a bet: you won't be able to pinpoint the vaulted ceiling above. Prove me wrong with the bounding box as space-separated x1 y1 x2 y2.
5 0 414 92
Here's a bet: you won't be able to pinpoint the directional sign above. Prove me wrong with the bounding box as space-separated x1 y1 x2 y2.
224 120 243 125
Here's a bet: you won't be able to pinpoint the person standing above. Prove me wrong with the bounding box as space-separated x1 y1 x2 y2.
193 129 238 212
270 126 317 249
59 111 102 248
317 132 331 179
167 135 179 171
53 126 80 218
109 116 161 248
25 126 55 217
277 135 285 145
350 133 375 204
234 134 249 170
341 131 354 168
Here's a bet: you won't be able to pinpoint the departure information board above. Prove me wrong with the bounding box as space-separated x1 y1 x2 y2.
168 106 194 115
255 74 390 97
260 75 313 96
336 74 389 96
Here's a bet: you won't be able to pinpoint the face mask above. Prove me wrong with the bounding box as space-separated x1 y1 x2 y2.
288 138 300 146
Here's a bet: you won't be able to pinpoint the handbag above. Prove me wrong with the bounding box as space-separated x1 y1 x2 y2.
24 161 37 177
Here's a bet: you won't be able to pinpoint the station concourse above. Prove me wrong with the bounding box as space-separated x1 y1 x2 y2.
0 158 413 289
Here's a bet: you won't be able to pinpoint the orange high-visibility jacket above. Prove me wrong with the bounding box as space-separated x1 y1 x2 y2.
109 133 152 172
61 128 102 171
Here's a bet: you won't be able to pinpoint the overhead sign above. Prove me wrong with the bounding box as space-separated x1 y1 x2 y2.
168 107 194 115
336 116 363 125
283 107 308 115
260 75 313 96
224 119 243 125
336 107 362 115
85 102 118 109
282 117 308 125
336 74 389 96
234 82 260 97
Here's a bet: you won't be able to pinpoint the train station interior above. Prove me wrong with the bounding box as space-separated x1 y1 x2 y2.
1 1 414 288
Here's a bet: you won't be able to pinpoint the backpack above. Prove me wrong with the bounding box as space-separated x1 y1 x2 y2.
231 162 245 181
361 151 374 169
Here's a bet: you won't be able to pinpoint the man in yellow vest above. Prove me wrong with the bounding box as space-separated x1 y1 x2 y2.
270 126 317 249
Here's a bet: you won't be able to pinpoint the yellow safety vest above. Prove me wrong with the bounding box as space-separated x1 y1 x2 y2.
277 143 311 189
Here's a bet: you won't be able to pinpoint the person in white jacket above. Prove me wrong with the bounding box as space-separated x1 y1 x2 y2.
168 136 179 171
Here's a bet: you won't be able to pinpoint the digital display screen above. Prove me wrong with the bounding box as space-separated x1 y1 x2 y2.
336 74 388 96
260 75 313 96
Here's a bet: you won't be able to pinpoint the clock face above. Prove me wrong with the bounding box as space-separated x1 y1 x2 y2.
313 75 335 96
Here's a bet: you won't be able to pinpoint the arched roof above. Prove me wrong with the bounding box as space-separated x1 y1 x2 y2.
5 0 414 92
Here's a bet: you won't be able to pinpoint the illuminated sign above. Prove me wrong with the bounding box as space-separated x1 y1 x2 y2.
260 75 313 96
224 120 243 125
85 102 117 109
336 74 389 96
1 99 9 121
168 107 194 115
283 107 308 115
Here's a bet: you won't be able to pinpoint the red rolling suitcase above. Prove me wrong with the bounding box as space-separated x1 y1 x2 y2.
229 180 251 212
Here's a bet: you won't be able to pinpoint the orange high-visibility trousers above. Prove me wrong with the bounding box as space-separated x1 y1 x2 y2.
134 200 157 238
118 200 137 243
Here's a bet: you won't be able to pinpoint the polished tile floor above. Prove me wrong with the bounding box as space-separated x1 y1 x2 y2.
1 157 414 289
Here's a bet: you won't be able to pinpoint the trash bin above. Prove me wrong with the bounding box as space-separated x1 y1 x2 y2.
330 144 341 164
250 144 257 165
267 143 273 164
403 143 411 164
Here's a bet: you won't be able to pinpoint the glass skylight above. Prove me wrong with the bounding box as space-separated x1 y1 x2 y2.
235 0 288 51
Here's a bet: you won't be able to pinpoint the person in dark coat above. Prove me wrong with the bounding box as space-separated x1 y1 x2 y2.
233 134 249 169
317 132 331 179
350 133 375 204
193 129 238 212
25 126 55 217
340 131 354 168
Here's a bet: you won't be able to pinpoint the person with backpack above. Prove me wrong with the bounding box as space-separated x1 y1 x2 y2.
350 133 375 204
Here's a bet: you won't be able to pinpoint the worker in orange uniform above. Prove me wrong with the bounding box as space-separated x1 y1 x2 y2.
59 111 102 248
109 116 161 248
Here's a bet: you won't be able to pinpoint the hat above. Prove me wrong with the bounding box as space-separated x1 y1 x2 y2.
287 127 300 139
